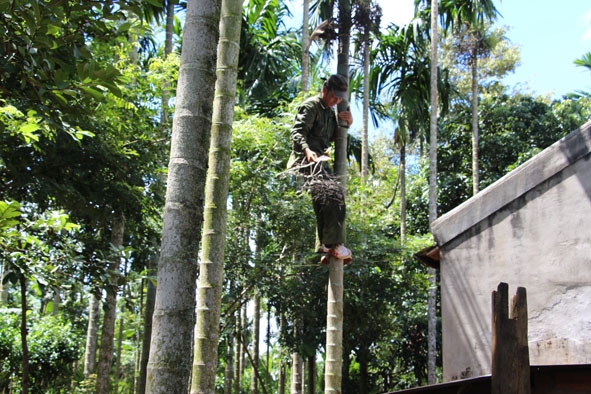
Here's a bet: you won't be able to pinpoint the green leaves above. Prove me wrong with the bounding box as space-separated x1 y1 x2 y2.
0 202 83 290
0 201 21 230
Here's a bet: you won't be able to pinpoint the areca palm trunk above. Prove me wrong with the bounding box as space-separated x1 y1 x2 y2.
400 143 407 242
234 310 242 393
325 3 352 393
160 0 175 126
324 259 344 393
302 0 310 92
428 0 439 385
96 213 126 394
325 1 353 392
291 352 303 394
83 293 100 377
224 329 234 394
146 0 222 392
136 252 157 394
361 2 371 178
471 55 479 195
190 0 242 391
250 294 260 394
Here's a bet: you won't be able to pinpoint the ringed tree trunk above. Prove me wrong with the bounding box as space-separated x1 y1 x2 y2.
189 0 242 390
136 252 157 394
400 142 406 242
96 213 126 394
160 0 176 126
291 352 303 394
20 274 30 394
146 0 222 391
302 0 310 92
428 0 439 385
324 1 352 392
233 308 243 394
83 293 100 377
471 54 479 195
361 2 371 178
250 294 260 394
224 329 234 394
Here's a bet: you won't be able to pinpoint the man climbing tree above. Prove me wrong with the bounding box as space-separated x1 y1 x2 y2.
287 74 354 265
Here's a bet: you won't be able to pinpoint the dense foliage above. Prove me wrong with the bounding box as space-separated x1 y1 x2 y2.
0 311 84 393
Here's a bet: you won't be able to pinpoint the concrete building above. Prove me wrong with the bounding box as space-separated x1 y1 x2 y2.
430 120 591 382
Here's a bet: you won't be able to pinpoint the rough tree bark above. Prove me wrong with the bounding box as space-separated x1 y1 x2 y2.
146 0 221 391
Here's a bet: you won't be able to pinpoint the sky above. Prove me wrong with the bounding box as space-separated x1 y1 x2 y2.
376 0 591 98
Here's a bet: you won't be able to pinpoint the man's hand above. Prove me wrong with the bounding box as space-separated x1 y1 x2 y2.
338 108 353 128
304 147 319 163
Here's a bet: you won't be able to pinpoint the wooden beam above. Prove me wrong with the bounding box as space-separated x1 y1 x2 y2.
491 282 530 394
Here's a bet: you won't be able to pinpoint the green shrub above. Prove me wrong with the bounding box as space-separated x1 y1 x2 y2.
0 309 84 393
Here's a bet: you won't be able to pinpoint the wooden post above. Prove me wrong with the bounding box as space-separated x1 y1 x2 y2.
491 282 530 394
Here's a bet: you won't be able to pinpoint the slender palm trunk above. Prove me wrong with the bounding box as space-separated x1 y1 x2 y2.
301 0 310 92
233 309 242 394
96 214 126 394
400 143 407 243
306 355 315 394
190 0 241 390
279 313 287 394
146 0 221 391
324 2 352 391
83 293 100 377
324 259 344 393
471 56 479 195
224 330 234 394
114 316 124 393
250 294 260 394
361 17 370 177
160 0 175 126
136 254 157 394
20 274 30 394
291 352 303 394
428 0 439 385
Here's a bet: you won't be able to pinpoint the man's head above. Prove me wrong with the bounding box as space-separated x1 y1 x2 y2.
321 74 348 107
324 74 348 99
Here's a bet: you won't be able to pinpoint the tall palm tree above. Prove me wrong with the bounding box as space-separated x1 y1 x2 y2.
450 22 500 194
323 1 354 392
427 0 439 384
369 21 434 241
189 0 242 391
355 0 381 177
146 0 222 392
439 0 499 194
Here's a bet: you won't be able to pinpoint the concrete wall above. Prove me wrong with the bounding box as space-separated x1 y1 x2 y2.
430 121 591 382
